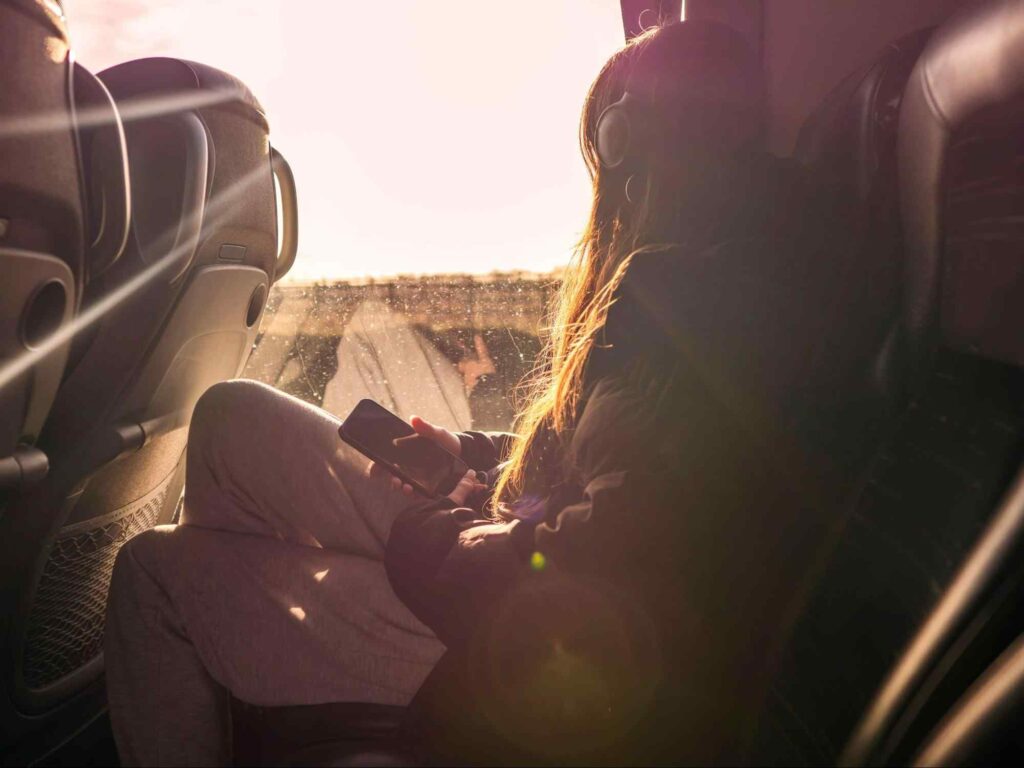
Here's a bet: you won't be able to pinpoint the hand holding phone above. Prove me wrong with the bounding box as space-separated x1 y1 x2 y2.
340 400 471 499
405 415 461 458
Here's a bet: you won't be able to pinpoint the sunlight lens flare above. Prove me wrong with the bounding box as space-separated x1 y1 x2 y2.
0 87 244 140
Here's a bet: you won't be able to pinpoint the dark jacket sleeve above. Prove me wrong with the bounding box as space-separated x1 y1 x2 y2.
456 430 516 471
385 498 534 649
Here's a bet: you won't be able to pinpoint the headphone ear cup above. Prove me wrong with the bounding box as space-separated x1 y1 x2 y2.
596 101 632 170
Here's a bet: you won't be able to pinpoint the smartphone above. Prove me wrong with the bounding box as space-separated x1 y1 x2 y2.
339 399 469 498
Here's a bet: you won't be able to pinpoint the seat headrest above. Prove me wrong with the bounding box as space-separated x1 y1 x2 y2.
899 0 1024 370
795 28 931 203
97 57 281 283
97 57 267 132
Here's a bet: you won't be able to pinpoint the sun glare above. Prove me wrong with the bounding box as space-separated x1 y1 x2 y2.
64 0 625 281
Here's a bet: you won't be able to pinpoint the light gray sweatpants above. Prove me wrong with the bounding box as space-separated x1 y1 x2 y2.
105 379 445 767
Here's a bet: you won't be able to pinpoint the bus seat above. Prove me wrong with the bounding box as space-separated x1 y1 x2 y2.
0 0 129 493
839 0 1024 762
0 57 296 760
761 1 1024 763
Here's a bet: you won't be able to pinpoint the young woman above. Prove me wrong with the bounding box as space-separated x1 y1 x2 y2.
106 20 893 766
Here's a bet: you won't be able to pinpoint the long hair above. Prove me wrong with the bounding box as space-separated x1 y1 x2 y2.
492 21 765 515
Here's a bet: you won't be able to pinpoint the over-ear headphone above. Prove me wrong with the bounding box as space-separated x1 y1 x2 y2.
595 91 646 172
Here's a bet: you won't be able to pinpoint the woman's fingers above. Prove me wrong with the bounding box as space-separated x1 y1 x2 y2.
410 415 433 437
389 475 414 495
369 461 416 497
446 469 485 506
370 420 465 499
409 415 461 456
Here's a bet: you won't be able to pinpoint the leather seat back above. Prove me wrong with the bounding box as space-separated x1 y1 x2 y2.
96 59 297 428
43 58 296 446
0 0 129 492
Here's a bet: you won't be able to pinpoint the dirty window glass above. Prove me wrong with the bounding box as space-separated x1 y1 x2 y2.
245 275 558 432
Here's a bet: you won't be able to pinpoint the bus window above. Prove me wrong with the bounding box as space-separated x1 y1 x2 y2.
67 0 623 432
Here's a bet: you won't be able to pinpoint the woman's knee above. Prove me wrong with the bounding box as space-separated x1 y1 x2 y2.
109 526 174 611
190 379 279 450
193 379 276 427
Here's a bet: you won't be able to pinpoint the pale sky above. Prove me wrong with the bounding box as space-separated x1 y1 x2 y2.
64 1 627 281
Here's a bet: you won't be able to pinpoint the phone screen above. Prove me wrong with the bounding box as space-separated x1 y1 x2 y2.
339 399 469 498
